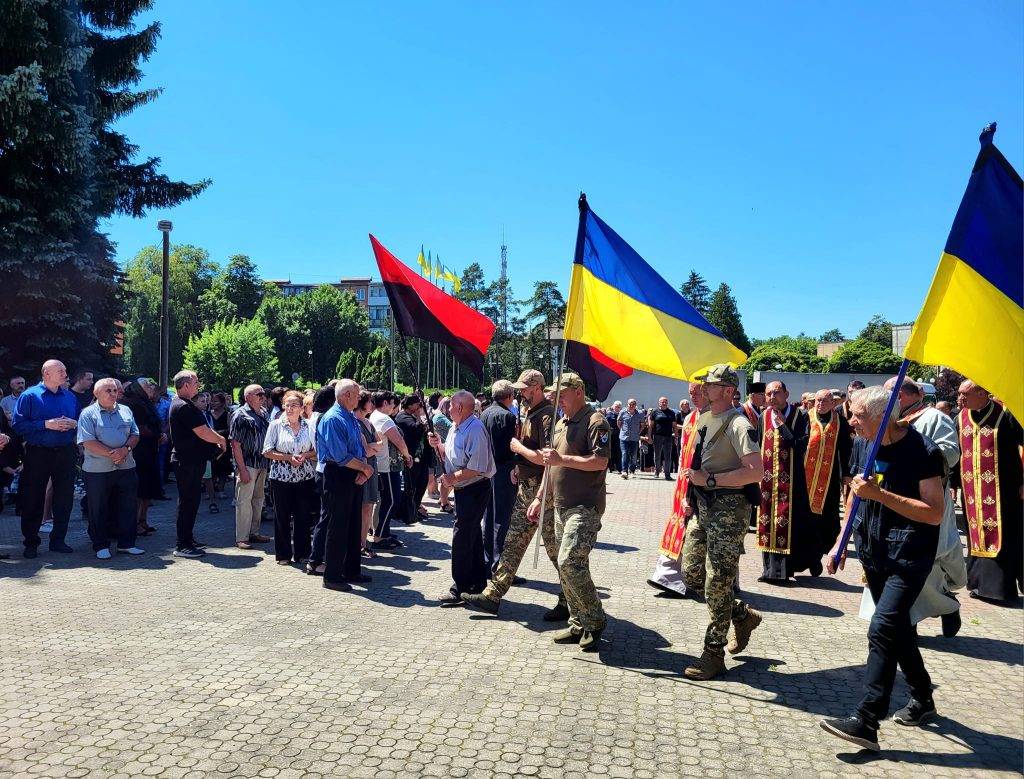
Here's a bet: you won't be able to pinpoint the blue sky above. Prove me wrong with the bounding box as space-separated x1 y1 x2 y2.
103 2 1023 340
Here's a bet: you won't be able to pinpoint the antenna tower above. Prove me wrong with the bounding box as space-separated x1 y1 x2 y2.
499 228 508 333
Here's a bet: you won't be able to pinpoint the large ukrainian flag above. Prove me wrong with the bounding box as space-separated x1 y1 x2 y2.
564 194 746 380
904 124 1024 420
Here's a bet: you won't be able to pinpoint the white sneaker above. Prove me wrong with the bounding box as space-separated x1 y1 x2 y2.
40 521 53 534
95 548 112 560
117 547 145 555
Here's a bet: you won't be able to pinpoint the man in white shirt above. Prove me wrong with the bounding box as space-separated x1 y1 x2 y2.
369 391 412 550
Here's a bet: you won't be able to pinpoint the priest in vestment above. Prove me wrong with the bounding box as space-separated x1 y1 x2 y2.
805 389 852 557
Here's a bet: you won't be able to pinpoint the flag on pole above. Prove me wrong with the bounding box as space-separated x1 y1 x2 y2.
370 235 495 378
903 124 1023 420
417 245 429 274
434 257 444 279
565 341 633 401
564 194 747 379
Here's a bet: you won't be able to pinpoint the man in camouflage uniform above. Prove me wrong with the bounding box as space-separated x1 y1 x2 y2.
680 364 765 680
462 369 567 619
528 373 611 652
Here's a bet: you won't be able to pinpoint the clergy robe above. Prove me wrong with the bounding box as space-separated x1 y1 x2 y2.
806 409 852 556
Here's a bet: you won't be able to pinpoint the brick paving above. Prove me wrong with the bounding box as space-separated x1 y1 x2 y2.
0 473 1021 778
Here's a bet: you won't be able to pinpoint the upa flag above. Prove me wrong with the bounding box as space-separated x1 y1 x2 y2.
370 235 495 377
903 124 1023 420
565 341 633 402
564 194 747 379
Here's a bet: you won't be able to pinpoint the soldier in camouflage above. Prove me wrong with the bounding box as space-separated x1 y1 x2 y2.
528 373 611 652
461 369 567 619
680 364 766 680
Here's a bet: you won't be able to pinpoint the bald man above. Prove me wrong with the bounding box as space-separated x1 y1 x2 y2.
230 384 272 548
12 360 80 557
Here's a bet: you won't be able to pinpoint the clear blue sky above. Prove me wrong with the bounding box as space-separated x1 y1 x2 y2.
103 1 1024 341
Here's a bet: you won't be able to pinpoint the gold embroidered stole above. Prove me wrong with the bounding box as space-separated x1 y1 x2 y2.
658 410 700 559
805 412 839 515
758 407 793 554
960 406 1003 558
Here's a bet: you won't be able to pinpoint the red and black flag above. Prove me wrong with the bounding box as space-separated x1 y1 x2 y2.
370 235 496 378
565 340 632 402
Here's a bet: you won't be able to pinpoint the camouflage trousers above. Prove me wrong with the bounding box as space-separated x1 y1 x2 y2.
682 492 751 655
483 476 563 605
555 504 606 632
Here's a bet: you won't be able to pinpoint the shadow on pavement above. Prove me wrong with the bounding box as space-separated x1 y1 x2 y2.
918 633 1023 667
741 589 844 618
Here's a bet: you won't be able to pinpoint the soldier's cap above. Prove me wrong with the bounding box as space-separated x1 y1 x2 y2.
545 372 585 392
511 369 545 390
748 382 766 394
699 364 739 388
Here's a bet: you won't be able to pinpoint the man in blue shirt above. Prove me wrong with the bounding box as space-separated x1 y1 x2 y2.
77 378 144 559
617 398 643 479
12 359 80 556
317 379 374 591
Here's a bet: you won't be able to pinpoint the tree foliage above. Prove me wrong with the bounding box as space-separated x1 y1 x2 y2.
934 367 965 404
825 338 903 374
744 344 826 373
679 271 712 316
705 283 751 355
819 328 845 343
198 254 267 323
858 314 893 347
182 319 279 393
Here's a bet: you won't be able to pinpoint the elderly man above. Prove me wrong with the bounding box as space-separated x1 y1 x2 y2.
649 396 677 481
617 398 643 479
481 379 518 571
318 380 374 592
12 360 80 557
740 382 765 427
528 374 611 652
822 386 946 751
1 375 26 423
956 380 1023 604
230 384 272 549
77 378 144 559
859 377 966 635
757 380 817 582
428 390 496 606
169 371 227 558
806 389 853 558
605 401 622 473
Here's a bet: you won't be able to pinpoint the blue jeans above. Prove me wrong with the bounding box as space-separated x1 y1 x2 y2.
620 440 639 473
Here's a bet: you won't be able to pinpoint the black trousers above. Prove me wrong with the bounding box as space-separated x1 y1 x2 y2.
83 469 138 551
323 464 364 584
20 443 77 549
451 478 491 597
857 555 934 728
403 459 429 522
653 434 675 476
174 459 205 549
271 478 314 562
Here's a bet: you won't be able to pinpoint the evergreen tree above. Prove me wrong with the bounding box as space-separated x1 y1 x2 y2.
335 348 359 380
0 1 207 375
705 283 752 355
679 271 711 316
456 263 488 310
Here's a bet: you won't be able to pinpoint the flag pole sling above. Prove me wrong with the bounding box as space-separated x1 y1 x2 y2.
532 340 569 568
830 358 909 570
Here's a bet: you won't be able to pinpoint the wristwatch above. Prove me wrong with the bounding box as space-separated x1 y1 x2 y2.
706 474 717 489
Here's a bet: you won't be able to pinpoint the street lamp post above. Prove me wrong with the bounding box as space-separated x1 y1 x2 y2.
308 349 314 383
157 220 173 389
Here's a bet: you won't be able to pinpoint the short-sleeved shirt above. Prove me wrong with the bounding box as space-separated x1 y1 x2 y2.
518 400 554 481
856 426 944 562
369 409 397 473
649 408 676 437
699 407 759 475
77 402 139 472
395 411 425 461
481 403 517 466
617 409 643 442
442 415 496 487
169 396 213 465
230 406 270 470
551 407 611 513
262 416 316 482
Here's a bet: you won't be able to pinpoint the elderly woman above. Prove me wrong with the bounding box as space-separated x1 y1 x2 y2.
432 397 454 513
354 391 384 557
262 390 317 565
208 392 233 498
121 379 163 536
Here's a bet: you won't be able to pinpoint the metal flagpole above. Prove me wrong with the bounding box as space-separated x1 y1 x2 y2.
830 358 910 570
533 336 568 567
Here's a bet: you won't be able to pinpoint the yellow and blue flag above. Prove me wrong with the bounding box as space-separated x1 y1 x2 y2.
416 245 428 274
904 124 1023 419
564 194 747 380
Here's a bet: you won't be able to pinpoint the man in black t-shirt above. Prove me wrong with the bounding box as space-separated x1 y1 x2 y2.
821 386 945 752
168 370 227 558
648 397 677 481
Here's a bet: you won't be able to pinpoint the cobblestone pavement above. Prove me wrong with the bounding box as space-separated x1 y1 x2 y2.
0 472 1021 778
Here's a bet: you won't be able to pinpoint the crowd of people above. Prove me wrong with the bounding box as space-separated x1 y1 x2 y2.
1 358 1021 752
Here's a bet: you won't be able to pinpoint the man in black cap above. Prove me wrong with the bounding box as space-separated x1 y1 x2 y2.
741 383 765 427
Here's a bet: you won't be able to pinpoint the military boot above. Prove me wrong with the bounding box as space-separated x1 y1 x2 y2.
683 651 726 680
578 628 603 652
727 608 763 654
461 593 500 615
550 626 583 644
542 601 570 622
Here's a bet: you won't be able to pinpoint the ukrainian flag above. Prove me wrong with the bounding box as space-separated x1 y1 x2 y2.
904 124 1023 420
564 194 747 380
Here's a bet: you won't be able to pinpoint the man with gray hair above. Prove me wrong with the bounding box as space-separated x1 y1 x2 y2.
428 390 496 606
822 385 946 751
230 384 272 549
480 379 518 571
77 378 144 559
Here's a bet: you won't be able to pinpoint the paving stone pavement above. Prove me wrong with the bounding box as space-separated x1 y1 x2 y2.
0 472 1021 778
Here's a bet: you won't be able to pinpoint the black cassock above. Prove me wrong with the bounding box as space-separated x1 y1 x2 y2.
811 411 853 556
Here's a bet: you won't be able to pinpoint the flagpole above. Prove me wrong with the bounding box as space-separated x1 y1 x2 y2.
830 358 910 570
533 336 568 567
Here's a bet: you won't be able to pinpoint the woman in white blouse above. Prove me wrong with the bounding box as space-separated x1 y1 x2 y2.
262 390 317 565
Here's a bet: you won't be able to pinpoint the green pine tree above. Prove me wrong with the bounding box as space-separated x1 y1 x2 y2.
679 271 712 316
705 283 752 355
